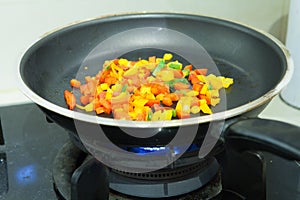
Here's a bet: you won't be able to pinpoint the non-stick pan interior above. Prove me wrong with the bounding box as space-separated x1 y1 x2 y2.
20 13 287 114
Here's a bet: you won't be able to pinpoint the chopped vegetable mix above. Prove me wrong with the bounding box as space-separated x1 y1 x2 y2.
64 53 234 121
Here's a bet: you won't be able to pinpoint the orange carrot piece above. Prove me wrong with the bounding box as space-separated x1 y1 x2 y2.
93 99 102 110
145 99 160 107
104 76 117 86
64 90 76 110
96 107 105 114
184 65 193 71
167 93 179 101
70 79 81 88
173 70 183 78
194 68 208 75
113 59 119 65
99 70 110 83
193 83 203 92
188 72 200 84
100 99 112 114
162 96 173 106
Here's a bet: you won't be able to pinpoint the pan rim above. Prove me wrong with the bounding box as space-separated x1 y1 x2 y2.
17 12 294 128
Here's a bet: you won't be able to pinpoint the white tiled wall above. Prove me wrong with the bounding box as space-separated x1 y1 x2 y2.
0 0 290 106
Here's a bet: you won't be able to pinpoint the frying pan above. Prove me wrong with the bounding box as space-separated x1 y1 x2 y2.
18 13 300 162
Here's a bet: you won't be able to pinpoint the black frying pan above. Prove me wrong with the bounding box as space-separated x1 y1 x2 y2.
18 13 300 161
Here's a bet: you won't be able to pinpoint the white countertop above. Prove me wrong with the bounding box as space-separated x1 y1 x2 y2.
259 96 300 126
0 0 290 106
1 0 299 127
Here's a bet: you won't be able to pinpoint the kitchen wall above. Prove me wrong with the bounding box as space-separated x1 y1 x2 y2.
0 0 290 106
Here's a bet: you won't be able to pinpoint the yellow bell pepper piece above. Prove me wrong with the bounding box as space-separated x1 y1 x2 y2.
140 86 151 96
152 110 162 121
191 106 200 114
186 90 199 97
96 86 102 94
197 75 206 83
105 88 113 100
160 110 173 120
156 58 163 64
180 96 193 103
163 53 173 61
124 66 138 77
210 98 220 106
100 83 109 91
222 78 234 88
112 83 122 92
177 98 191 113
111 85 116 91
200 84 208 95
145 63 156 70
200 103 212 114
129 111 138 120
206 74 223 90
156 94 165 101
211 90 220 97
165 110 173 120
175 100 182 112
143 106 151 120
134 107 144 114
132 94 144 100
182 104 191 113
156 70 174 82
199 99 207 105
110 63 119 78
135 60 149 67
119 58 129 66
132 99 148 108
145 93 156 100
206 89 219 99
76 101 94 112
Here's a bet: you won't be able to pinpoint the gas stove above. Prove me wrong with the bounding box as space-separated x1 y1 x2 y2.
0 103 299 200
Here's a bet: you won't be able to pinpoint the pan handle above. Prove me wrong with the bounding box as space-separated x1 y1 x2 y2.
224 118 300 160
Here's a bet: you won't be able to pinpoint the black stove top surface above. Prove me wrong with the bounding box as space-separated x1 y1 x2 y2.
0 103 69 200
0 103 299 200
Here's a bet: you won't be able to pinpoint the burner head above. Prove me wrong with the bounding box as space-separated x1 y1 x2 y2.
110 158 220 198
53 142 223 200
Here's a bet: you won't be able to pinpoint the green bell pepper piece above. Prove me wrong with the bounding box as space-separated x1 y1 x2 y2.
152 60 165 76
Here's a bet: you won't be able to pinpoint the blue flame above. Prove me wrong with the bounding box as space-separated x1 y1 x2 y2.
15 164 37 185
127 144 199 155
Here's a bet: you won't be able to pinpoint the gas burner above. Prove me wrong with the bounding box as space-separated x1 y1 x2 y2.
110 159 220 198
53 141 232 200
